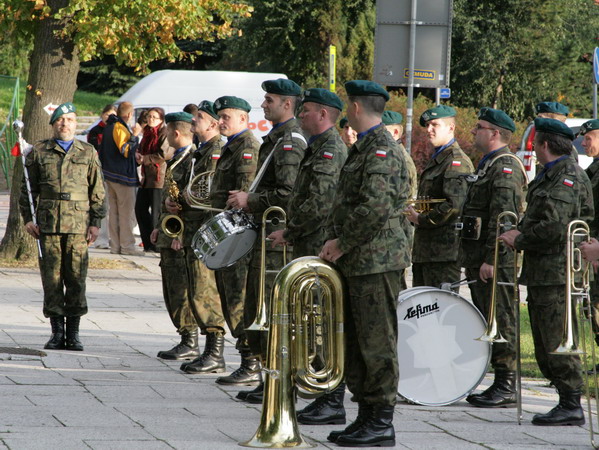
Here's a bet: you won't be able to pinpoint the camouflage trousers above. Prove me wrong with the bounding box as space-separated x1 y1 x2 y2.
159 247 225 335
214 253 250 345
39 233 89 318
412 261 461 293
345 271 401 407
465 267 517 371
527 285 583 392
588 278 599 346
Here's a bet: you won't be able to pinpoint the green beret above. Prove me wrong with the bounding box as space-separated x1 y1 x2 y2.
579 119 599 136
339 117 349 128
419 105 456 126
536 101 569 116
534 117 575 140
344 80 390 101
214 96 252 113
477 107 515 132
165 111 194 124
49 102 76 125
197 100 219 120
382 110 403 125
302 88 343 110
262 78 302 96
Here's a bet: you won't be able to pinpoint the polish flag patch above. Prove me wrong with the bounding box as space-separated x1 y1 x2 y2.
323 151 334 159
563 178 574 187
452 161 462 166
211 154 220 160
502 167 513 174
243 153 253 160
283 144 293 151
375 150 387 158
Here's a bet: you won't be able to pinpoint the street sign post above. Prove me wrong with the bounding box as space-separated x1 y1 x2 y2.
440 88 451 99
594 47 598 119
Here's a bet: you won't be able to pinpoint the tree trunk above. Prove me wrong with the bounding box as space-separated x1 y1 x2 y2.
0 0 79 260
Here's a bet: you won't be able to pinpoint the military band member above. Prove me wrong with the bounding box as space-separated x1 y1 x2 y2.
500 118 594 426
209 96 260 386
227 79 306 402
460 108 527 408
267 88 348 423
321 80 410 447
339 116 357 147
406 105 474 290
20 102 106 351
535 101 578 163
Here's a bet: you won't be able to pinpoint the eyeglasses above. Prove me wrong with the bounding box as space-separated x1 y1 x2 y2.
473 124 496 132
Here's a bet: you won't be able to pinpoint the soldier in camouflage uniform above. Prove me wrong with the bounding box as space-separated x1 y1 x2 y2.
209 96 260 386
226 79 306 400
321 80 410 448
20 102 106 351
382 110 417 290
406 105 474 291
500 118 594 426
459 108 527 408
268 88 348 423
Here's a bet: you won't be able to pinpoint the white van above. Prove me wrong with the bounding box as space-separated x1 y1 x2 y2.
116 70 289 137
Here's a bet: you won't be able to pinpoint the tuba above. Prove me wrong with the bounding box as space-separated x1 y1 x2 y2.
240 256 345 448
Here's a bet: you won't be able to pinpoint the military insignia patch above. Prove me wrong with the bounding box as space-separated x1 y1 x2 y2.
502 167 513 174
451 161 462 166
283 144 292 151
375 150 387 157
323 151 333 159
243 153 253 160
211 154 220 160
563 178 574 187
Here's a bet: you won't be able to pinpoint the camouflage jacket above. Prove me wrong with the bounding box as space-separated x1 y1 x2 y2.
20 139 106 234
515 156 594 287
284 126 348 257
412 140 474 263
326 124 410 277
399 143 418 200
210 129 259 210
586 159 599 237
460 148 527 268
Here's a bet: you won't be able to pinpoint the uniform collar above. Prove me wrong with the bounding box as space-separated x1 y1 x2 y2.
431 138 456 160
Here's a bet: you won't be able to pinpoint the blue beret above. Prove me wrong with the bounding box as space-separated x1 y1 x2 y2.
302 88 343 110
477 107 515 132
50 102 76 125
214 96 252 113
534 117 575 140
536 102 569 116
382 110 403 125
262 78 302 96
419 105 456 126
344 80 390 101
197 100 219 120
339 117 349 128
165 112 194 124
579 119 599 136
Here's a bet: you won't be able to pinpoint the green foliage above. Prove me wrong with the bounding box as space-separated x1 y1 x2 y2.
72 90 117 115
77 58 141 96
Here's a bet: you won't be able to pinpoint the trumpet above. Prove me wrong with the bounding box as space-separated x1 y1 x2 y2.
404 196 446 214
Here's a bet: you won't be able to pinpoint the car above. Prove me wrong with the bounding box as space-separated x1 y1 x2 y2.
516 118 592 181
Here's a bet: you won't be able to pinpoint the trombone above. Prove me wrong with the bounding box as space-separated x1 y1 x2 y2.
476 211 523 424
550 220 599 448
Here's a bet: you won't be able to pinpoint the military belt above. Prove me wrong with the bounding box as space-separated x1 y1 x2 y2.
39 192 88 201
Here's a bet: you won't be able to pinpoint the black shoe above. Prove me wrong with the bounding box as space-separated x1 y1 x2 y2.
158 329 200 361
335 405 395 447
44 317 65 350
245 390 264 404
532 390 585 426
181 332 225 373
216 350 261 386
467 370 517 408
327 403 373 443
65 316 84 351
237 383 264 401
297 383 346 425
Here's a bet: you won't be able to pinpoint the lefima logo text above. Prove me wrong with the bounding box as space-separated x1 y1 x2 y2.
403 302 440 320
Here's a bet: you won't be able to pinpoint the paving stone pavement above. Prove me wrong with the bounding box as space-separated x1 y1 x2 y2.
0 192 596 449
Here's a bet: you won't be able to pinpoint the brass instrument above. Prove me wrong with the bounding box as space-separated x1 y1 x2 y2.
550 220 599 447
183 159 223 213
160 148 191 239
246 206 288 331
404 196 446 214
476 211 523 424
240 256 345 448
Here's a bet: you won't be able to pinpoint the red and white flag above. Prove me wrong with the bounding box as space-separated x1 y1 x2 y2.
323 151 333 159
502 167 513 174
452 160 461 166
375 150 387 158
283 144 293 151
243 153 253 160
563 178 574 187
211 154 220 160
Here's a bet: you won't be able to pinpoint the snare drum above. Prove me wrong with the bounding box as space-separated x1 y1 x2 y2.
192 210 257 269
397 287 490 406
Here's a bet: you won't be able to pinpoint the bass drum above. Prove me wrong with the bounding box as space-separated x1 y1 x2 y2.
192 210 257 270
397 287 491 406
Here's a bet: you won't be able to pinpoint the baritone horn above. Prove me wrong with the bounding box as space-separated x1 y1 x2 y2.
240 256 345 448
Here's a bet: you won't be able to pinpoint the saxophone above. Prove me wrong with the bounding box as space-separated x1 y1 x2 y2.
160 148 191 239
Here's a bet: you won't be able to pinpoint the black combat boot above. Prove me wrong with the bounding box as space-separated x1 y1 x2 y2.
297 383 346 425
215 348 261 386
65 316 84 351
181 332 226 373
467 369 517 408
327 403 373 443
44 317 65 350
237 382 264 402
532 389 585 426
157 329 200 360
335 405 395 447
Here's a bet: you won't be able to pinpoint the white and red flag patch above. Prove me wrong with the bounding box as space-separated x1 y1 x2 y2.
563 178 574 187
451 160 461 166
211 154 220 160
502 167 513 174
243 153 253 160
323 151 333 159
375 150 387 158
283 144 293 151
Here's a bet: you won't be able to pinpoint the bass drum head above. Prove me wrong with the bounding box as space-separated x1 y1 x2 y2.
397 287 490 406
